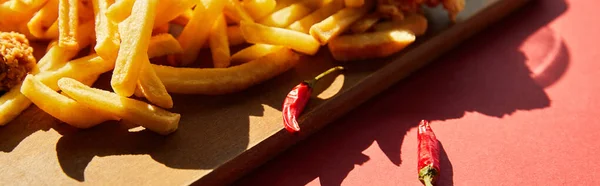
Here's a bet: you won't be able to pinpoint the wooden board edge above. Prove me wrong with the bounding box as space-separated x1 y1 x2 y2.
195 0 533 185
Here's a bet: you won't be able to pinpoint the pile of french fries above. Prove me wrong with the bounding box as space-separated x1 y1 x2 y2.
0 0 431 135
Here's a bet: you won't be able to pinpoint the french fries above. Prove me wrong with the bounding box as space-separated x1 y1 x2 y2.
328 28 416 61
92 0 120 61
153 0 197 27
0 85 32 126
240 20 320 55
310 0 372 44
154 47 300 95
231 44 284 64
209 14 231 68
137 62 173 109
57 0 78 49
111 0 157 97
35 54 114 91
58 78 179 135
373 14 428 36
242 0 276 20
38 21 95 71
177 0 227 66
105 0 133 23
259 2 314 28
0 0 440 135
21 75 117 128
27 0 58 39
224 0 254 23
288 0 344 33
148 33 183 58
227 25 246 46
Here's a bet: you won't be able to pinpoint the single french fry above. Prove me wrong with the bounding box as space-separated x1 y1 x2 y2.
231 44 284 64
240 20 320 55
344 0 363 7
328 28 416 61
242 0 276 20
202 25 245 48
373 14 428 36
105 0 133 23
148 33 183 58
0 85 32 126
38 21 95 71
78 0 95 23
36 54 114 90
153 0 197 27
227 25 246 46
58 0 79 49
137 61 173 109
309 1 373 45
171 9 192 26
259 2 314 28
43 20 59 39
21 75 117 128
224 0 254 24
58 77 180 135
177 0 227 66
11 0 48 11
92 0 120 61
209 14 231 68
154 47 300 95
288 0 344 33
111 0 157 97
349 12 381 33
134 85 145 98
0 1 36 26
27 0 58 38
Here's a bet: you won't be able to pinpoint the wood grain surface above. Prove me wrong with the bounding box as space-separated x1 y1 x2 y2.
0 0 530 185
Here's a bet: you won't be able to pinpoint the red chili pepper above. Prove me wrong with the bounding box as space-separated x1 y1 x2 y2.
418 120 440 186
282 66 344 133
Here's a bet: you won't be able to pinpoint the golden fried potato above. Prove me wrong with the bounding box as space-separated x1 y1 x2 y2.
27 0 58 38
154 47 300 94
36 54 114 91
177 0 227 66
242 0 276 20
58 77 179 135
259 2 314 28
137 62 173 109
148 33 183 58
224 0 254 23
328 28 416 61
92 0 120 61
231 44 284 64
309 0 372 44
209 14 231 68
21 75 117 128
105 0 133 23
58 0 79 49
288 0 343 33
240 20 320 55
111 0 157 97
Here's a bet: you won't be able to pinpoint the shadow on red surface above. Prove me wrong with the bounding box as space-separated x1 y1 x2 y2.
235 0 569 185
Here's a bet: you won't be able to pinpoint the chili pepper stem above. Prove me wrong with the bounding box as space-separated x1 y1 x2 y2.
422 175 434 186
305 66 344 87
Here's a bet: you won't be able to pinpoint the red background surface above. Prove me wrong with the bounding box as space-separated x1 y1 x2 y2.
235 0 600 185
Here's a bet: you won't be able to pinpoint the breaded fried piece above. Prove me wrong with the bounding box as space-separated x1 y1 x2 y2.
0 32 36 91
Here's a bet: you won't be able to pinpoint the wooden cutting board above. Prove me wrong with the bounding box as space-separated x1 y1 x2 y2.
0 0 531 185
